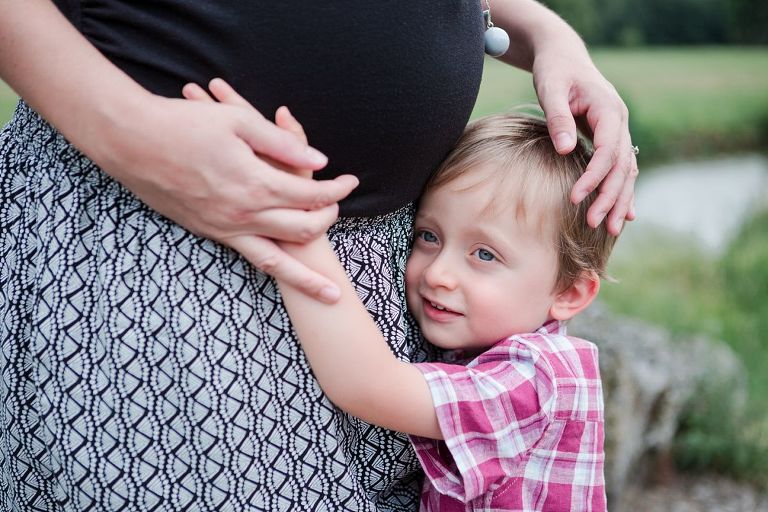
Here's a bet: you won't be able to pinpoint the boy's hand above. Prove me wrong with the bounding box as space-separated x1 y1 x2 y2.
183 79 315 181
274 106 313 180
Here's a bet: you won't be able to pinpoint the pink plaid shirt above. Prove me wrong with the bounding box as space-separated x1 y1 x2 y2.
410 320 606 511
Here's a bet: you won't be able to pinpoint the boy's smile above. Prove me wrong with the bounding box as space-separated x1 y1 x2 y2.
405 164 561 351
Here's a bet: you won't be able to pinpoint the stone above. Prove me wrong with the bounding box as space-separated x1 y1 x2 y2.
569 302 747 503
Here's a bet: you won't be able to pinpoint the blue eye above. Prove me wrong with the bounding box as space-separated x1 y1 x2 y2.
476 248 496 261
418 230 438 243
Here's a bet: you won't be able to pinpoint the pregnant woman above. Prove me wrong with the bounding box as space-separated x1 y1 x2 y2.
0 1 637 510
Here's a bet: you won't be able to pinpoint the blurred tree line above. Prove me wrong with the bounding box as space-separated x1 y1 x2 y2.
544 0 768 45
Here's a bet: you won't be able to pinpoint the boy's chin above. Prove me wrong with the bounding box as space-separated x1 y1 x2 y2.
422 331 473 352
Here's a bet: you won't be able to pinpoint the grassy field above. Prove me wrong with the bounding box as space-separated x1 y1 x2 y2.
474 46 768 161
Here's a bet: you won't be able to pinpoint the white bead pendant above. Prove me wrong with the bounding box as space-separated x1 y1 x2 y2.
484 26 510 57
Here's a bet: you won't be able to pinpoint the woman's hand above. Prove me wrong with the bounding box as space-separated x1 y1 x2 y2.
532 50 638 235
96 85 359 304
491 0 638 236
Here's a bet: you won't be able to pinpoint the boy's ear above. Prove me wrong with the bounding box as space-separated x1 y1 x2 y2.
549 271 600 321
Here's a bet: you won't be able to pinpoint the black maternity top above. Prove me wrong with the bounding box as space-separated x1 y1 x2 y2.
52 1 485 216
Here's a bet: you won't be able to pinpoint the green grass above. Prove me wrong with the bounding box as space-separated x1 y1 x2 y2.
0 81 18 124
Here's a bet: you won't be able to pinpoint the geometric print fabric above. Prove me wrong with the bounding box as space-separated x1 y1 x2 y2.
0 102 429 511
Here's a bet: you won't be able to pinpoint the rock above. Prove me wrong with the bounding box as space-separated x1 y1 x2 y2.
568 302 748 503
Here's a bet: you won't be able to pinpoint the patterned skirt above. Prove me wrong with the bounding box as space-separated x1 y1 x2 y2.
0 102 427 511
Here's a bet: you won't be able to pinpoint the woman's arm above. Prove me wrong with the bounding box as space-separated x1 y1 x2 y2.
490 0 639 235
0 0 358 303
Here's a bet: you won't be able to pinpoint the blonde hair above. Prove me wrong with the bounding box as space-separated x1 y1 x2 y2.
426 111 617 292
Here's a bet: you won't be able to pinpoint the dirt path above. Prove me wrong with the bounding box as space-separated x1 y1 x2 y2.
616 474 768 512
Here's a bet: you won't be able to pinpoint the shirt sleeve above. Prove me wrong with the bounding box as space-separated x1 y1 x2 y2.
409 342 557 502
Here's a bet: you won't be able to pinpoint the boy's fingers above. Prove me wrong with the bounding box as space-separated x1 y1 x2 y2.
237 115 329 171
208 78 255 110
275 106 312 178
276 106 308 144
182 82 215 102
194 78 328 171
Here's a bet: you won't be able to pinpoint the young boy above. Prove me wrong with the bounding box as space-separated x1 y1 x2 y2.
278 109 616 510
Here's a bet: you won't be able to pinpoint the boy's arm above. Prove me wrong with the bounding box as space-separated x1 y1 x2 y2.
183 95 441 438
277 237 443 439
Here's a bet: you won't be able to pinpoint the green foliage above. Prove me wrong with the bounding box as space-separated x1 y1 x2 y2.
0 82 18 127
674 401 768 488
718 206 768 414
543 0 768 45
723 207 768 319
603 208 768 487
727 0 768 44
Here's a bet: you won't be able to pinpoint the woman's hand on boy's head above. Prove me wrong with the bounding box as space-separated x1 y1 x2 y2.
532 53 638 236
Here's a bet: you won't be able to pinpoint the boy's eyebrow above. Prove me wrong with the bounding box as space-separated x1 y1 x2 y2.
413 212 437 224
469 224 518 254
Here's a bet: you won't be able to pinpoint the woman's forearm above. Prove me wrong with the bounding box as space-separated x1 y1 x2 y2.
490 0 589 72
0 2 357 300
0 0 153 165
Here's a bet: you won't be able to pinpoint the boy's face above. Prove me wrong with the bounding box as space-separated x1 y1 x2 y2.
405 165 560 352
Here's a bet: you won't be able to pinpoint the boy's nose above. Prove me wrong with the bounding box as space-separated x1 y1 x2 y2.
423 257 458 291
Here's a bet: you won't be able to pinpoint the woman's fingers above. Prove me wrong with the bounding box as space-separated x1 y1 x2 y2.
207 79 314 167
179 83 359 231
236 110 330 172
227 235 341 304
536 80 578 154
571 104 624 201
605 153 639 234
575 111 637 234
256 168 359 210
532 49 637 229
